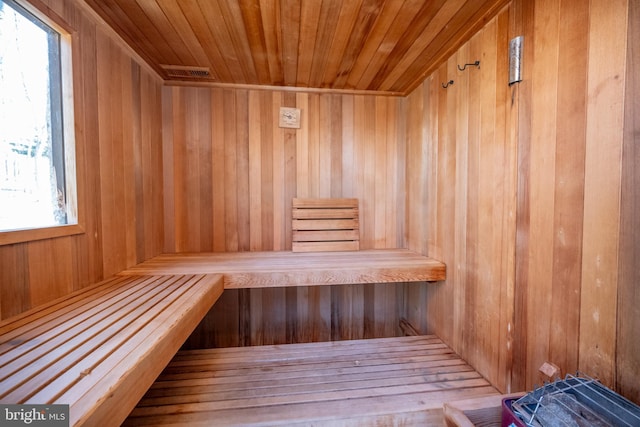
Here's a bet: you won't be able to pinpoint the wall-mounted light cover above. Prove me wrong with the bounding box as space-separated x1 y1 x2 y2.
509 36 523 85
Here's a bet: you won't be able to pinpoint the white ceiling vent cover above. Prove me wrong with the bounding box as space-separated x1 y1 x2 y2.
161 65 212 79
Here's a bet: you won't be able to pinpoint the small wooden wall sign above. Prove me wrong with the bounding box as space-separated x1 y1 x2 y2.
279 107 301 128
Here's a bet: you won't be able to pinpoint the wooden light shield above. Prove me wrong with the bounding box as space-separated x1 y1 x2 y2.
292 198 360 252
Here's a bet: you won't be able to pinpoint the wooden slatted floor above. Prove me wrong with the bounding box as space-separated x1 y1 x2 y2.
125 335 499 426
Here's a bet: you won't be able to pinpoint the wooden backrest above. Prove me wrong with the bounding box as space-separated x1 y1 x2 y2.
292 198 360 252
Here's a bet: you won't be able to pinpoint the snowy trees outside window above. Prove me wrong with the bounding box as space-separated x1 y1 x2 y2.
0 0 71 232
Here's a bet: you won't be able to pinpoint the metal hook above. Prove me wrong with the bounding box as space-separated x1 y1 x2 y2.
441 80 454 89
457 60 480 71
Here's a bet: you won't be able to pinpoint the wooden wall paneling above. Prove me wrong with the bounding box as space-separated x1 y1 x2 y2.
331 284 361 341
479 11 513 391
511 0 534 393
162 87 176 253
27 238 73 307
494 9 516 394
295 92 310 197
271 92 285 250
389 98 404 248
72 15 103 287
310 91 324 195
308 93 321 197
161 85 419 347
131 63 146 263
262 287 287 345
617 0 639 403
261 90 276 249
197 89 214 252
579 0 628 388
222 89 239 252
238 90 250 251
0 244 30 319
283 92 298 249
374 97 388 248
182 290 231 349
96 33 123 276
546 0 589 381
364 96 377 249
329 95 343 197
402 7 515 392
340 95 355 197
403 77 429 255
452 42 470 358
432 59 457 346
524 0 561 390
212 89 227 252
182 86 205 252
170 87 187 252
249 287 264 344
462 33 481 373
378 283 401 336
475 14 500 387
148 72 164 255
249 90 263 250
120 48 137 269
501 1 524 394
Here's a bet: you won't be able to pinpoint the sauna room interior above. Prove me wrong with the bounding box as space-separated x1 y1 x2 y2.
0 0 638 425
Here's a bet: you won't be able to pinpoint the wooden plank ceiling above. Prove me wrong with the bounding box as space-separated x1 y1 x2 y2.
84 0 509 95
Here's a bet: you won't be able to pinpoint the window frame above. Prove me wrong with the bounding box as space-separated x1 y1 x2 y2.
0 0 82 245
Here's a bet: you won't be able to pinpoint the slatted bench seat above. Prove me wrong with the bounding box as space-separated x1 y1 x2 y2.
119 249 446 288
0 273 224 427
124 335 500 426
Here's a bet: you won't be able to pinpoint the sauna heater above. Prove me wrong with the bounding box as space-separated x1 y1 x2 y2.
504 373 640 426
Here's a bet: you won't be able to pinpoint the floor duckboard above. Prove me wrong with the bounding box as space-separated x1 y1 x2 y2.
124 335 499 426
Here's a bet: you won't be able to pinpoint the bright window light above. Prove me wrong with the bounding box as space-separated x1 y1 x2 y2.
0 0 75 232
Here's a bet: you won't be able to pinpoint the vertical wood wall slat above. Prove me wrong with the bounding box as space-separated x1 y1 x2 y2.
617 0 639 404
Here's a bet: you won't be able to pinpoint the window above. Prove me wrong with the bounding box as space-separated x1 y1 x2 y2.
0 0 76 235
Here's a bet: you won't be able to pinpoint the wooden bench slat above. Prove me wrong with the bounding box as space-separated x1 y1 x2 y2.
292 198 359 208
292 208 359 219
290 240 360 252
56 274 224 427
292 218 358 230
119 249 447 287
0 273 224 427
292 198 360 252
292 229 359 241
0 275 179 364
0 275 141 339
0 275 195 401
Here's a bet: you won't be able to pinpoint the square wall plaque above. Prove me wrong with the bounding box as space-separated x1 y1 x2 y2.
279 107 301 128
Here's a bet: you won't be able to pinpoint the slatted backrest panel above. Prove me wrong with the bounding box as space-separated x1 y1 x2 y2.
292 198 359 252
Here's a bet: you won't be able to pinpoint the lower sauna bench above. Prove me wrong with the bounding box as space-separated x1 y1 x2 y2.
124 335 500 426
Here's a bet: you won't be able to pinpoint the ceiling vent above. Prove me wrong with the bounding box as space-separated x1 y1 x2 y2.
161 65 213 80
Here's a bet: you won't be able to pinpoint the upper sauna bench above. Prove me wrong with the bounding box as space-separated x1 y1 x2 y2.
119 249 446 289
121 199 446 288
